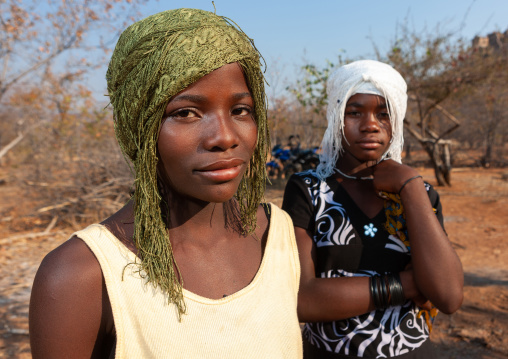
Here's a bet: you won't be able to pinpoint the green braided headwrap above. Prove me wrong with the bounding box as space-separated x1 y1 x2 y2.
106 8 269 318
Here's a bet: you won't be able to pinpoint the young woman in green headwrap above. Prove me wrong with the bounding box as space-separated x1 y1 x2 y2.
29 9 302 358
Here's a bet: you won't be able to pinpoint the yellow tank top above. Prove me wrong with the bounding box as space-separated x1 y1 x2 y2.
75 204 302 358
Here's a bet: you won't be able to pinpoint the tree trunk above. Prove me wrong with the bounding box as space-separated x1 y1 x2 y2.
422 141 452 186
405 143 412 162
482 128 494 168
442 142 452 185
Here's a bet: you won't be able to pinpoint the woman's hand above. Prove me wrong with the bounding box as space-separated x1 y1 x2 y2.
370 159 420 195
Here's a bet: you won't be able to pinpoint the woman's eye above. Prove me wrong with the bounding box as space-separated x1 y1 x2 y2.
232 107 251 116
346 111 360 117
378 112 390 120
171 109 197 119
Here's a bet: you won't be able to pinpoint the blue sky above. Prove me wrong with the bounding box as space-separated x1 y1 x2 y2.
91 0 508 97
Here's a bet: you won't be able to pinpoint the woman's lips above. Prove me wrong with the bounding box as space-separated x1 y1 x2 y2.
195 159 245 182
357 139 382 150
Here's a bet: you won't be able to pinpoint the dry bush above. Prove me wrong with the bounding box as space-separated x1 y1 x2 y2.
0 0 151 232
5 102 134 230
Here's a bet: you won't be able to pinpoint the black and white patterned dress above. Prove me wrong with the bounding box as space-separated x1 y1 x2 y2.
282 170 444 358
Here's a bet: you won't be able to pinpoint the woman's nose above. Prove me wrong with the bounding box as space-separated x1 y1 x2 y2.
360 112 380 132
202 112 239 151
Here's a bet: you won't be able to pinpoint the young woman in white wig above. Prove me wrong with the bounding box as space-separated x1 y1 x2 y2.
283 60 463 358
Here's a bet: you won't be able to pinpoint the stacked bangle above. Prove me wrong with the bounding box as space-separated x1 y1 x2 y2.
370 276 382 309
388 273 406 306
379 276 388 308
369 273 406 310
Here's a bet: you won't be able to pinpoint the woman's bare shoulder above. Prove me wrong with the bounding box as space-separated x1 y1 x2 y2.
34 235 103 289
29 236 107 357
36 198 134 283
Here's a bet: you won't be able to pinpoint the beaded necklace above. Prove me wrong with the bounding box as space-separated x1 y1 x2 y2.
333 167 373 180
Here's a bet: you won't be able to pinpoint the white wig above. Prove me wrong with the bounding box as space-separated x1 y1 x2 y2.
316 60 408 180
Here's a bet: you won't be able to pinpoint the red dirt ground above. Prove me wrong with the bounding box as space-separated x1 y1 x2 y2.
1 166 507 358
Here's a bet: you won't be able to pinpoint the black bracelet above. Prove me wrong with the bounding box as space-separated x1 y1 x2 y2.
370 276 377 307
398 175 423 195
388 273 406 306
370 276 382 309
384 275 392 306
379 275 388 309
